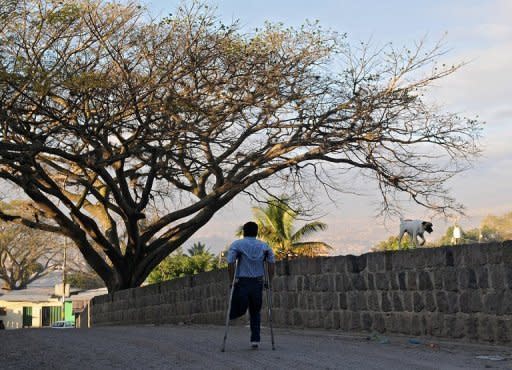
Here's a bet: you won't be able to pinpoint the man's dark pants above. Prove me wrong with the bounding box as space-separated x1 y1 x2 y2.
229 277 263 342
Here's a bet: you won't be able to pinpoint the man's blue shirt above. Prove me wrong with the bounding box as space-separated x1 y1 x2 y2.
227 237 275 278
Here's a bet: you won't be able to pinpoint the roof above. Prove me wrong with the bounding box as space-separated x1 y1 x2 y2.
69 287 108 302
0 271 79 303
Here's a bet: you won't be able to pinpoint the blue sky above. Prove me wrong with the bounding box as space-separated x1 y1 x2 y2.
145 0 512 255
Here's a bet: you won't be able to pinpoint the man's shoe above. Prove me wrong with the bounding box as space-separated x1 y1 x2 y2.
251 342 259 349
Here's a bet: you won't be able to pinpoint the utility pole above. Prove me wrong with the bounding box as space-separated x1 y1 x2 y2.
62 238 67 320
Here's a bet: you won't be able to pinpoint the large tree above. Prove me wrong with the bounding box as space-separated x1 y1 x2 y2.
0 0 481 291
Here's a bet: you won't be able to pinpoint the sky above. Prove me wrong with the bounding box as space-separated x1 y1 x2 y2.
144 0 511 255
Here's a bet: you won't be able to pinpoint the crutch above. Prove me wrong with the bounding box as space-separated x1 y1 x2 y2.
263 253 276 350
221 257 239 352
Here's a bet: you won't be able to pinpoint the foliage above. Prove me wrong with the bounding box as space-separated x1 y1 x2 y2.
66 270 105 290
371 234 412 252
0 0 482 291
481 212 512 241
247 197 332 259
147 244 219 284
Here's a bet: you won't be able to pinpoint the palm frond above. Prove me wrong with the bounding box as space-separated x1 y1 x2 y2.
291 221 327 243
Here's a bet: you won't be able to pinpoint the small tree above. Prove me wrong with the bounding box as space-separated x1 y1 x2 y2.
371 235 412 252
147 243 217 284
0 0 482 291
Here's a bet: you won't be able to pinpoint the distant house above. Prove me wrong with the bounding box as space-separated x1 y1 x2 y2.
0 271 74 329
0 271 107 329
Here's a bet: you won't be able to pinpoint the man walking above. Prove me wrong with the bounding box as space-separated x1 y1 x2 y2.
227 221 275 349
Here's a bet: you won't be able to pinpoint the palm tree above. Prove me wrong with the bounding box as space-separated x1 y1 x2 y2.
187 242 209 256
248 197 332 259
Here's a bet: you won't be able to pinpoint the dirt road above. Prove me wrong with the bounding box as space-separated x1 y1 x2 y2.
1 325 511 369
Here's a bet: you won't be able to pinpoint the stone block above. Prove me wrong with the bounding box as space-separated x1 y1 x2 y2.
307 258 323 274
388 272 399 290
443 269 458 291
321 257 337 274
413 292 424 312
381 292 392 312
367 273 375 290
349 311 361 331
322 292 334 311
347 291 358 311
505 266 512 289
398 272 407 290
403 291 413 312
418 271 433 290
312 274 330 292
367 252 386 272
489 265 505 289
459 290 483 313
485 242 505 264
287 258 306 275
407 271 417 290
399 313 412 335
447 292 459 313
338 292 348 310
387 313 400 333
315 293 322 310
373 313 386 333
430 313 444 336
375 272 389 290
332 255 348 274
424 292 436 312
424 248 446 268
458 268 478 289
500 244 512 265
392 292 403 312
445 248 454 267
301 275 310 291
367 291 380 312
361 312 373 331
483 291 504 314
432 270 443 290
502 290 512 314
293 310 304 327
335 274 351 292
496 318 512 343
436 291 448 313
393 250 414 271
412 314 428 336
352 273 367 290
321 311 333 329
475 266 489 289
478 315 496 342
295 276 304 291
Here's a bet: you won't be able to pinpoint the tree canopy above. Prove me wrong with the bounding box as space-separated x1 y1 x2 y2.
0 0 482 291
147 244 219 284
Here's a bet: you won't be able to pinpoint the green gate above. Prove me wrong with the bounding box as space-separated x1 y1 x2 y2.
22 306 32 327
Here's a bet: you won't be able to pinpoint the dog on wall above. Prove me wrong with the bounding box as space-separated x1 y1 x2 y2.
398 218 434 248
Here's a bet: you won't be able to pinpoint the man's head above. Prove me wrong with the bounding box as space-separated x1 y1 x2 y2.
243 221 258 237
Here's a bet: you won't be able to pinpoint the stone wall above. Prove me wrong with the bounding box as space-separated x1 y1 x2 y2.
91 242 512 343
